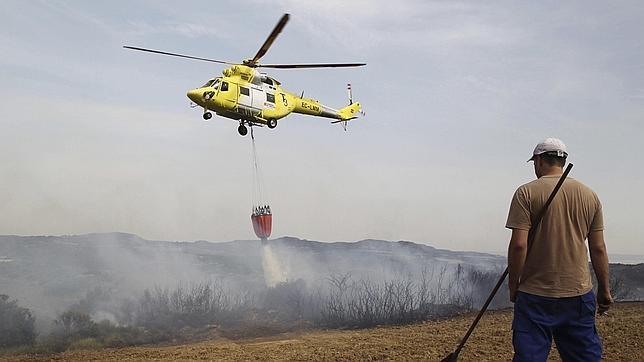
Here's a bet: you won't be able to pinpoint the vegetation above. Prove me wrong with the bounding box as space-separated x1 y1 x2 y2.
591 267 633 301
39 310 153 352
609 271 632 301
9 263 642 357
0 294 36 349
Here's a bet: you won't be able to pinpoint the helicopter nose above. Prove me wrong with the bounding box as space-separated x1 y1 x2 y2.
187 89 200 103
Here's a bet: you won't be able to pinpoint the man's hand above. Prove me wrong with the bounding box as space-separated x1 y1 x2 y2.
597 289 613 315
588 230 612 315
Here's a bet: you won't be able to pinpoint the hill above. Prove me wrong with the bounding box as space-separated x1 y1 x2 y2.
0 233 505 325
0 233 641 330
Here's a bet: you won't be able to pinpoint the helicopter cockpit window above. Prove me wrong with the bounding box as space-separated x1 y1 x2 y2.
202 79 215 87
221 81 228 92
262 77 273 86
266 93 275 103
211 79 220 89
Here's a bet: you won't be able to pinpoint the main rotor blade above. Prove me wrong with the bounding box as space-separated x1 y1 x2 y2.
258 63 367 69
123 46 238 65
250 13 290 64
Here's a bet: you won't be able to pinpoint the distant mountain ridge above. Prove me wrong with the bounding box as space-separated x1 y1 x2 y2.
0 233 641 328
0 233 504 322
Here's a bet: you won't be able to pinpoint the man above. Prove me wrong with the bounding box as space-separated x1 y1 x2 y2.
506 138 612 361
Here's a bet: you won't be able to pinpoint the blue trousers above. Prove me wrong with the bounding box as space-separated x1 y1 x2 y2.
512 290 602 362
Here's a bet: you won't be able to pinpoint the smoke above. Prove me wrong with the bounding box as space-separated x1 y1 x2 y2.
0 233 264 332
261 243 287 287
0 233 511 338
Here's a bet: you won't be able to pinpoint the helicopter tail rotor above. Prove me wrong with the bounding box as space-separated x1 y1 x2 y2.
331 84 363 130
331 104 362 131
346 83 364 115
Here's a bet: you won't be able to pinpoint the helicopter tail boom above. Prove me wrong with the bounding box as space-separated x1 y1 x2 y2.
291 96 336 119
290 90 362 122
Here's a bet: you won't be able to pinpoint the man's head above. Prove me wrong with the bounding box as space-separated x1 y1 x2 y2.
528 138 567 177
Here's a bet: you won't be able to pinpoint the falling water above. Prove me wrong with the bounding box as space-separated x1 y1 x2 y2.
261 244 286 287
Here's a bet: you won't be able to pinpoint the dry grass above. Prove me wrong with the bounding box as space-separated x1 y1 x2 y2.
4 302 642 361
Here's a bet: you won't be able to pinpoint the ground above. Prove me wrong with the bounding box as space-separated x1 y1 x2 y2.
3 302 643 361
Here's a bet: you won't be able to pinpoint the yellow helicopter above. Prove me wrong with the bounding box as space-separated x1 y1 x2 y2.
124 14 365 136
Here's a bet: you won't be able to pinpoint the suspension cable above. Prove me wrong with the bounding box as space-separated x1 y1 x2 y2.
249 125 266 211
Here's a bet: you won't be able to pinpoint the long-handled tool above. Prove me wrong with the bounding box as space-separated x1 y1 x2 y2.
441 163 573 362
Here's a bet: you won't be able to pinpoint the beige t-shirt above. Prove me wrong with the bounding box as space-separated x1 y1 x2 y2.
506 175 603 298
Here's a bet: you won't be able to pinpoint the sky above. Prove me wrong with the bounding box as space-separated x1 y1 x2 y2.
1 1 643 255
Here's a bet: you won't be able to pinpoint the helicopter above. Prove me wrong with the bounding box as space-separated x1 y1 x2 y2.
124 14 366 136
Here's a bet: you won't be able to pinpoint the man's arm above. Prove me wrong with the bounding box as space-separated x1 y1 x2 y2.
508 228 529 303
588 230 613 313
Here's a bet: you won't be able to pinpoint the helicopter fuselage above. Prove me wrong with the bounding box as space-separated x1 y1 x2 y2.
124 13 364 135
187 65 360 128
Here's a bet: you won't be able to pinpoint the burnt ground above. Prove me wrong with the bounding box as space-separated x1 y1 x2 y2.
3 302 643 361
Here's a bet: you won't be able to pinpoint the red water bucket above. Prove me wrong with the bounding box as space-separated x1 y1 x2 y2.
251 213 272 239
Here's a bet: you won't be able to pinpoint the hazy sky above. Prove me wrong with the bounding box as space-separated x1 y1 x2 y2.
1 1 643 254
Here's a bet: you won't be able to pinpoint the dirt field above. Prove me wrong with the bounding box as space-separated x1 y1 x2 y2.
4 302 643 361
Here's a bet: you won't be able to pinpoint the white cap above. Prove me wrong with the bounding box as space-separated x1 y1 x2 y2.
528 137 568 162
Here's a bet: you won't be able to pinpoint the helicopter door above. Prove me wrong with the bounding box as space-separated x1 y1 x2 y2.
238 86 252 108
219 81 237 109
251 87 265 110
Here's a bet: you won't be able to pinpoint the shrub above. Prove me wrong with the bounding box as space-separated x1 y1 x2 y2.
610 272 632 301
67 338 103 351
102 334 127 348
54 310 97 338
0 294 36 348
